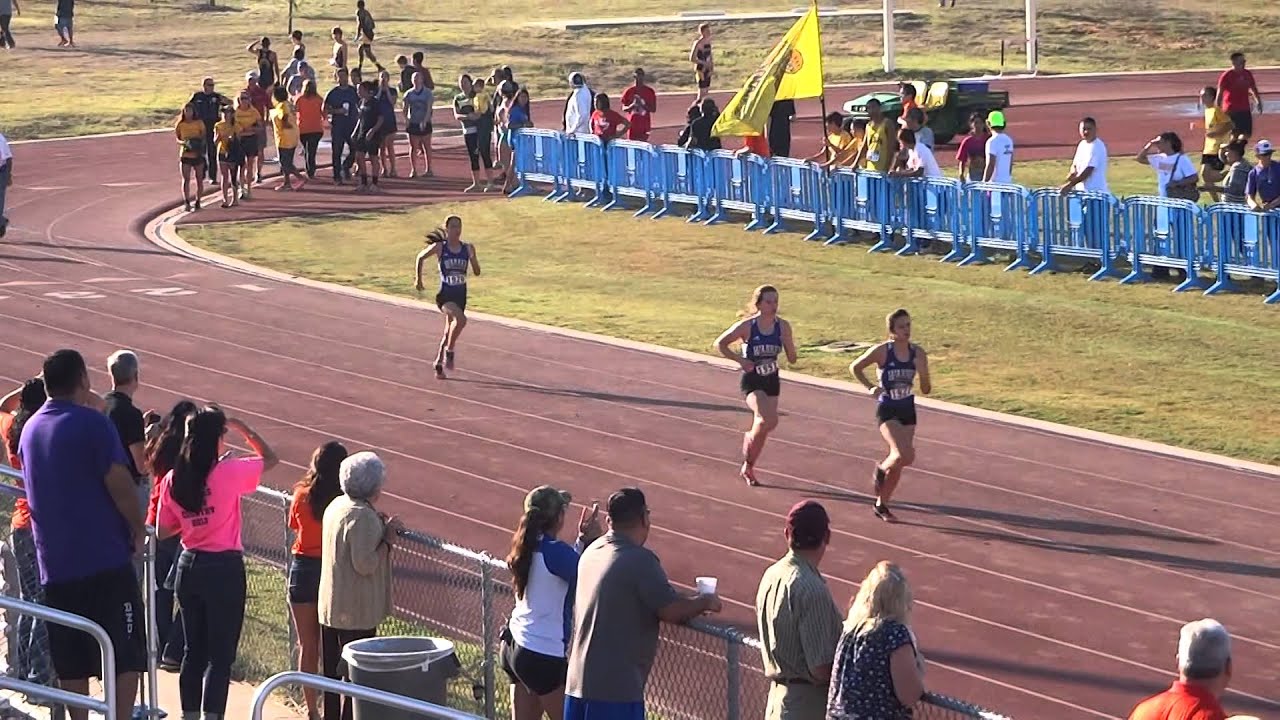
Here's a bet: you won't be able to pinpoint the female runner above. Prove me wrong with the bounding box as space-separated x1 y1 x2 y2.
850 308 932 522
415 215 480 380
715 285 797 486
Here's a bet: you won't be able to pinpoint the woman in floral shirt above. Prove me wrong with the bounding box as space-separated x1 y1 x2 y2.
826 561 925 719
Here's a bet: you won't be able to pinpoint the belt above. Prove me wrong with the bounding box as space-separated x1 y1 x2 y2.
770 678 813 686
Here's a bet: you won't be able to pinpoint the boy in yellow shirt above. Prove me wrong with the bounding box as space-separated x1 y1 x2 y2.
269 86 307 190
1195 86 1234 202
213 106 242 208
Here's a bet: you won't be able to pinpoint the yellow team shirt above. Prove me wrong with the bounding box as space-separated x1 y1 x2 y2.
1203 107 1231 155
234 106 261 136
175 119 206 159
474 92 491 115
862 120 892 172
270 102 300 149
826 131 858 167
213 120 236 155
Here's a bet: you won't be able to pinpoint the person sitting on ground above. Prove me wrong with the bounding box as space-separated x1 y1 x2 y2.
1127 619 1234 720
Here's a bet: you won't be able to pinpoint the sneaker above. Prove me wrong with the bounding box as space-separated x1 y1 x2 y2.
740 461 758 487
433 363 446 380
873 501 896 522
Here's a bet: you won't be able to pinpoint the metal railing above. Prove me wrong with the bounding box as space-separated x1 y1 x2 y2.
251 671 484 720
0 594 116 720
0 465 1010 720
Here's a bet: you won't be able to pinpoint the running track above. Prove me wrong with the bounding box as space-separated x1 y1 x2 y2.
2 70 1279 719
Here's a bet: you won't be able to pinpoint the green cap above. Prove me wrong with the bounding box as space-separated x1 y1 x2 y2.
987 110 1007 128
525 486 572 516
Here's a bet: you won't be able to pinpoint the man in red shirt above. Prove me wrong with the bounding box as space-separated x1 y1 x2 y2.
1217 52 1263 141
1128 619 1233 720
620 68 657 142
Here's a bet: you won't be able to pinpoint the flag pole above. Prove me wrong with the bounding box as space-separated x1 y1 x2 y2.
814 0 830 159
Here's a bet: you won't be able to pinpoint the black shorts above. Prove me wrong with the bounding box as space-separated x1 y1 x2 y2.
1201 154 1225 172
876 402 917 426
740 370 780 397
435 284 468 312
1227 110 1253 138
180 156 206 167
500 636 567 697
239 135 260 158
353 132 382 155
287 554 322 604
42 564 148 680
407 121 433 136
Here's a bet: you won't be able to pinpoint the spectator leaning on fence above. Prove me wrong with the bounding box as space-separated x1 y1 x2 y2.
755 500 843 720
0 377 55 689
1137 132 1200 202
826 561 925 720
984 111 1014 184
565 487 722 720
502 486 604 720
318 450 402 720
890 129 942 180
564 72 593 136
289 441 348 720
1061 117 1110 196
1128 619 1233 720
1245 139 1280 211
157 406 277 720
19 349 146 720
853 98 895 174
1200 142 1249 205
145 399 198 673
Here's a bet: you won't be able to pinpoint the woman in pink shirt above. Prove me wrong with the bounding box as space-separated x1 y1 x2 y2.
157 406 278 720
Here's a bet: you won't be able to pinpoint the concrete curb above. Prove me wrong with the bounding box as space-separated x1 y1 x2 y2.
143 200 1280 480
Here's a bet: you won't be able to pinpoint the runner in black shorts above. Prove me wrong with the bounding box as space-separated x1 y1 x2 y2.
850 309 933 522
415 215 481 379
351 80 385 193
715 285 797 486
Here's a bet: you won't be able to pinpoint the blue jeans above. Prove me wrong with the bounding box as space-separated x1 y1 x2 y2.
175 550 246 715
564 696 645 720
154 535 185 663
10 528 55 686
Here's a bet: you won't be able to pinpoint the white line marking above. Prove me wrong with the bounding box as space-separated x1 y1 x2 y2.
23 186 73 191
0 280 60 287
42 290 105 300
100 182 148 188
232 283 271 292
83 276 137 283
129 287 197 296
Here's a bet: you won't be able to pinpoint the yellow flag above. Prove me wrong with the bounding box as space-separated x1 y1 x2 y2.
712 4 824 138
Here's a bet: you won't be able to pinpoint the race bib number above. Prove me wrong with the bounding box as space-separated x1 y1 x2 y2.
869 151 881 163
887 386 912 401
755 360 778 376
442 274 466 287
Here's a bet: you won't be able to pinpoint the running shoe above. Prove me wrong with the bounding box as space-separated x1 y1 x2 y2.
873 501 896 522
433 363 446 380
740 461 758 487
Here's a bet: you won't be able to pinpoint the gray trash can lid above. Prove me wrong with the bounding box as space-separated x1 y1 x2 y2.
342 636 457 673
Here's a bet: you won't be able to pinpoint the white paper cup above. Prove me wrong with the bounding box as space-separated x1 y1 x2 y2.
696 576 718 595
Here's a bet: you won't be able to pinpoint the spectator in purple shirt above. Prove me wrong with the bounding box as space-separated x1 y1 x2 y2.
18 349 147 720
1245 139 1280 211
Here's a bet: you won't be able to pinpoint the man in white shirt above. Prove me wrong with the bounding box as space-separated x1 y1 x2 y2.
1060 116 1110 196
983 110 1014 184
891 128 943 179
0 131 11 238
563 72 593 136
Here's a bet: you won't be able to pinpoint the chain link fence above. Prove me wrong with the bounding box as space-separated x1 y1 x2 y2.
0 467 1011 720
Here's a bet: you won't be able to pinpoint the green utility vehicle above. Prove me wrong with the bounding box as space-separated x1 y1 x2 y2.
841 79 1011 146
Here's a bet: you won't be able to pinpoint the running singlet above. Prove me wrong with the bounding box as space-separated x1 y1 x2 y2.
438 243 470 289
744 319 783 377
879 342 916 404
257 48 274 85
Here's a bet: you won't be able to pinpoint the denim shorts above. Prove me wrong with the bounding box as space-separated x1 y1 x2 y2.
288 554 322 604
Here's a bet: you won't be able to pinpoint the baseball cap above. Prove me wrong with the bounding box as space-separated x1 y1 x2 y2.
987 110 1007 128
1256 139 1274 155
524 485 572 516
786 500 830 548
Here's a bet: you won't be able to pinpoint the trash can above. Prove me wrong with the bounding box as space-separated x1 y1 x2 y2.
341 636 462 720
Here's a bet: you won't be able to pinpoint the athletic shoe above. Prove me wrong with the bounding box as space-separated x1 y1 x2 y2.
433 363 446 380
740 461 758 487
873 501 896 522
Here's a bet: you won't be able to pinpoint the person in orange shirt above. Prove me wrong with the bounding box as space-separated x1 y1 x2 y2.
0 377 55 688
295 79 326 179
288 441 348 720
899 82 926 125
734 133 771 158
1129 619 1233 720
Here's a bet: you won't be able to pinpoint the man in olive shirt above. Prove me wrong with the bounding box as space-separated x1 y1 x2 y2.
565 488 722 720
756 500 843 720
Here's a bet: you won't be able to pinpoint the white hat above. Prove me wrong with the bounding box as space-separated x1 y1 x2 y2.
1256 139 1274 155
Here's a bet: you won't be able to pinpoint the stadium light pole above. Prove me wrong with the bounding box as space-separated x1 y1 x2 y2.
1025 0 1037 74
883 0 895 74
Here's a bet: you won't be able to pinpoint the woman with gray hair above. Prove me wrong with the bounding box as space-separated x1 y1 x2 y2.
317 450 402 720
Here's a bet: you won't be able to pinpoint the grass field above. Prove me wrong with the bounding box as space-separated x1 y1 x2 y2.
6 0 1278 139
183 156 1280 465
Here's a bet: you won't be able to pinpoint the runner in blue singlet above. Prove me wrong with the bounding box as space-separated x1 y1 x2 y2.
715 285 797 486
851 309 932 522
415 215 481 380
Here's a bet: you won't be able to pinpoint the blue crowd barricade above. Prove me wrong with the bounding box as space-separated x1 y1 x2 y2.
602 140 661 216
559 134 607 206
1029 189 1122 280
508 129 565 200
1120 196 1207 291
763 158 828 241
899 177 965 259
653 145 711 222
1203 204 1280 302
704 150 769 230
959 182 1036 270
827 170 892 247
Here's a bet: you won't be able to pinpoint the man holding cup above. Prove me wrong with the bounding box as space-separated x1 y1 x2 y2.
565 488 722 720
755 500 843 720
324 68 360 183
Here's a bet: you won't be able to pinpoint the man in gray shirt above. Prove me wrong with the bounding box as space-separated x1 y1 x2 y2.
565 488 722 719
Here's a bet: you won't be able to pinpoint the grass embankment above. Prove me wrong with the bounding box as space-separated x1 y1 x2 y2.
7 0 1278 139
184 156 1280 465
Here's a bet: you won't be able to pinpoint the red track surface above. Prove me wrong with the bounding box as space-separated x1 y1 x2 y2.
2 71 1279 719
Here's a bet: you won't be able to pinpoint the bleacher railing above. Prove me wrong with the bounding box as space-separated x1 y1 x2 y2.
510 128 1280 304
0 466 1010 719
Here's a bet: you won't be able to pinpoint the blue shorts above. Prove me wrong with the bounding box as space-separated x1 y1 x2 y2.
564 697 644 720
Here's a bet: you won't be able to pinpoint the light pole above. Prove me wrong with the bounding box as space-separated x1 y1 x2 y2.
883 0 895 74
1025 0 1037 74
